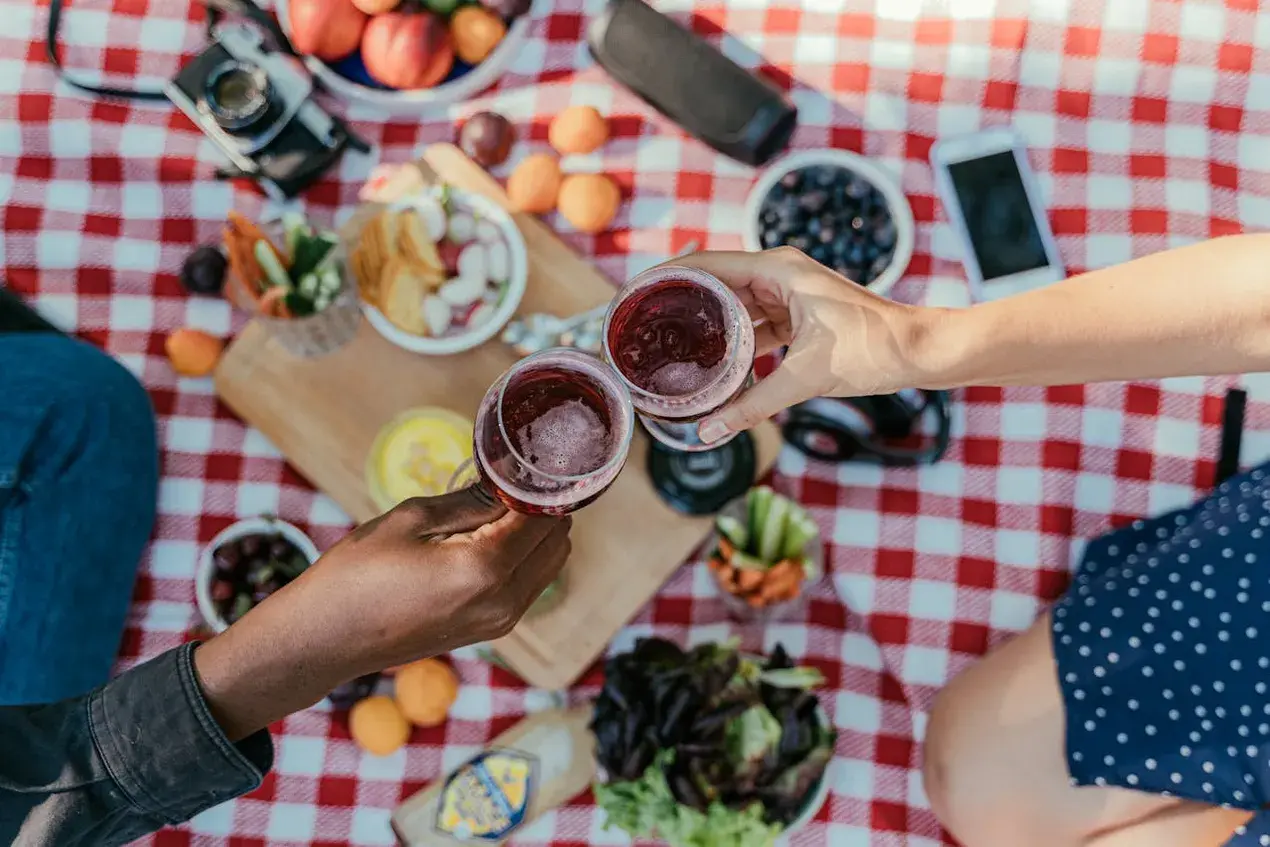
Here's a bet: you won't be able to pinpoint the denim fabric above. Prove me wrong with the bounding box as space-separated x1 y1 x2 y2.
0 334 158 705
2 643 273 847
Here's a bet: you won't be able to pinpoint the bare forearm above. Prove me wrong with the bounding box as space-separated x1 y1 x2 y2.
910 235 1270 389
194 582 352 741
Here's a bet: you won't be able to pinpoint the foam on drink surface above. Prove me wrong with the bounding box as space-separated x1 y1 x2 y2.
513 397 613 476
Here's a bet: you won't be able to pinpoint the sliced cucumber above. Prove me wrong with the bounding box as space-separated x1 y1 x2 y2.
748 486 774 545
319 265 342 295
254 240 291 290
716 515 749 551
757 494 790 565
282 212 309 260
782 513 820 560
729 550 767 571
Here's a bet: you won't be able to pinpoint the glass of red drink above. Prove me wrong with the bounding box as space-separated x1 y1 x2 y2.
451 348 635 516
602 265 756 452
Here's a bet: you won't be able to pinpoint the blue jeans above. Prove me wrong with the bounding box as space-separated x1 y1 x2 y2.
0 333 158 705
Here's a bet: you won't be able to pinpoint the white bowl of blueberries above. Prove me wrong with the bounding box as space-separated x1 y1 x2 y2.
744 149 915 298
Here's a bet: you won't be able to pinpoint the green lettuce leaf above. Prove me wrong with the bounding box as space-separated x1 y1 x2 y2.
595 751 783 847
725 704 782 765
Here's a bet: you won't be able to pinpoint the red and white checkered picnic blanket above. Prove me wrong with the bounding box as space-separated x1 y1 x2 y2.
5 0 1270 843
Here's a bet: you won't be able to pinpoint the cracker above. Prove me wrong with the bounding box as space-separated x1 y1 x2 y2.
380 258 430 336
396 209 444 278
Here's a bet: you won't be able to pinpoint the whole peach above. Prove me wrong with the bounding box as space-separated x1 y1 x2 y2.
361 11 455 90
288 0 367 62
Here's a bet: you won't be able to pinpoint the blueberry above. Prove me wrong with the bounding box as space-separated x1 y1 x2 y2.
807 218 822 237
761 209 778 226
850 215 866 232
761 229 782 249
780 171 802 191
871 255 892 277
818 227 836 245
874 220 897 250
845 176 872 200
799 191 828 213
787 235 813 253
815 166 840 188
848 244 867 266
809 244 830 264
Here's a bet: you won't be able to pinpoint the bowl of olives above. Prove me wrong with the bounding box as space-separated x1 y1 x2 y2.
744 149 914 298
195 517 320 633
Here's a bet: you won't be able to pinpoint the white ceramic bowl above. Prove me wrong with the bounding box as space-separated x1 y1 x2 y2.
743 148 915 299
275 0 532 113
195 517 320 633
360 185 529 356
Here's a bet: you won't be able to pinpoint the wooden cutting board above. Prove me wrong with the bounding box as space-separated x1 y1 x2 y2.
214 143 780 690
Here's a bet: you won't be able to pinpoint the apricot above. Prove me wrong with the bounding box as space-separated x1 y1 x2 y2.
394 658 459 727
349 695 411 755
557 173 620 233
165 328 223 377
450 6 506 65
507 153 562 214
549 106 608 155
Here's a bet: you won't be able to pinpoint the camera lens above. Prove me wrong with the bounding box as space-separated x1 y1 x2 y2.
204 61 273 132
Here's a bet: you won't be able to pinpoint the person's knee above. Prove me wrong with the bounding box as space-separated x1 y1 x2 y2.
922 687 961 834
5 334 158 502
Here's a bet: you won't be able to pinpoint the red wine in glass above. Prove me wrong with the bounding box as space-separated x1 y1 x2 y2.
603 266 755 451
469 348 634 515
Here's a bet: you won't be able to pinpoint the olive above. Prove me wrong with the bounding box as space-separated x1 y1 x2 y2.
180 246 228 296
457 111 516 169
479 0 532 18
238 535 263 558
269 538 294 560
212 544 240 575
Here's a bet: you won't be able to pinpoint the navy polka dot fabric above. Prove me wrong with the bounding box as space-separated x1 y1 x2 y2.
1052 463 1270 844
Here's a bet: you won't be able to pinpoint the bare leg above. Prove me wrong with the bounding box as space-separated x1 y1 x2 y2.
923 615 1251 847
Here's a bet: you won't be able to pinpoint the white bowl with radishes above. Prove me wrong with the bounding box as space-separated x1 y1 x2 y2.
361 184 528 355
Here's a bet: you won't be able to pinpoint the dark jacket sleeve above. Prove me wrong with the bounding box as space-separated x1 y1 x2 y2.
0 643 274 846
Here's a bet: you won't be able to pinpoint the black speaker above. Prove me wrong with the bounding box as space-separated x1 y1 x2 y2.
588 0 797 166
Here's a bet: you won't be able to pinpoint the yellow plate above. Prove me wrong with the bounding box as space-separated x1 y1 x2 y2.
366 407 474 512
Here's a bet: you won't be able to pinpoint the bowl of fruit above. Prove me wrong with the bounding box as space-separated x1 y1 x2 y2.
744 149 915 298
347 183 528 355
277 0 532 112
195 517 320 632
708 487 823 624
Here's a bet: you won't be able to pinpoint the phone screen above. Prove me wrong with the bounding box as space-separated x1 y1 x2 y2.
947 150 1050 281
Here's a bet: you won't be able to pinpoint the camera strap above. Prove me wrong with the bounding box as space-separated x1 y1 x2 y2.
46 0 294 101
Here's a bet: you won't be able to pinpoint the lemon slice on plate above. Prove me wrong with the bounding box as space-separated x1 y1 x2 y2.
366 407 474 511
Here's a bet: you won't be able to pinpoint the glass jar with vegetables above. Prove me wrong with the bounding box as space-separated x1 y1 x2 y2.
708 486 823 624
221 211 362 357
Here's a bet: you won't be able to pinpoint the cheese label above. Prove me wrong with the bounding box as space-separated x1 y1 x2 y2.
435 750 536 841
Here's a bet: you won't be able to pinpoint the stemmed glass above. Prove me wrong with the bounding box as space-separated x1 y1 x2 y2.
601 265 756 452
448 348 635 516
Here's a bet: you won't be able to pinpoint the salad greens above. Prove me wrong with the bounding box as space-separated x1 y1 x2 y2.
592 640 836 847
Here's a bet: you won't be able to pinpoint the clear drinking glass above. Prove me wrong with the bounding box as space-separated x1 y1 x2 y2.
450 348 635 516
223 231 362 358
602 265 755 452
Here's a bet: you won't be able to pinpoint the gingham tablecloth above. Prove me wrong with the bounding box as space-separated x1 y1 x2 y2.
5 0 1270 843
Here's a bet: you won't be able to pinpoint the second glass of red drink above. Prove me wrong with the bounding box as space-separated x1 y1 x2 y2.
602 265 756 452
452 348 635 516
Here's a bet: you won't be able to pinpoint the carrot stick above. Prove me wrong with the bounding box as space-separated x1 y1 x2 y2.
736 568 764 592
